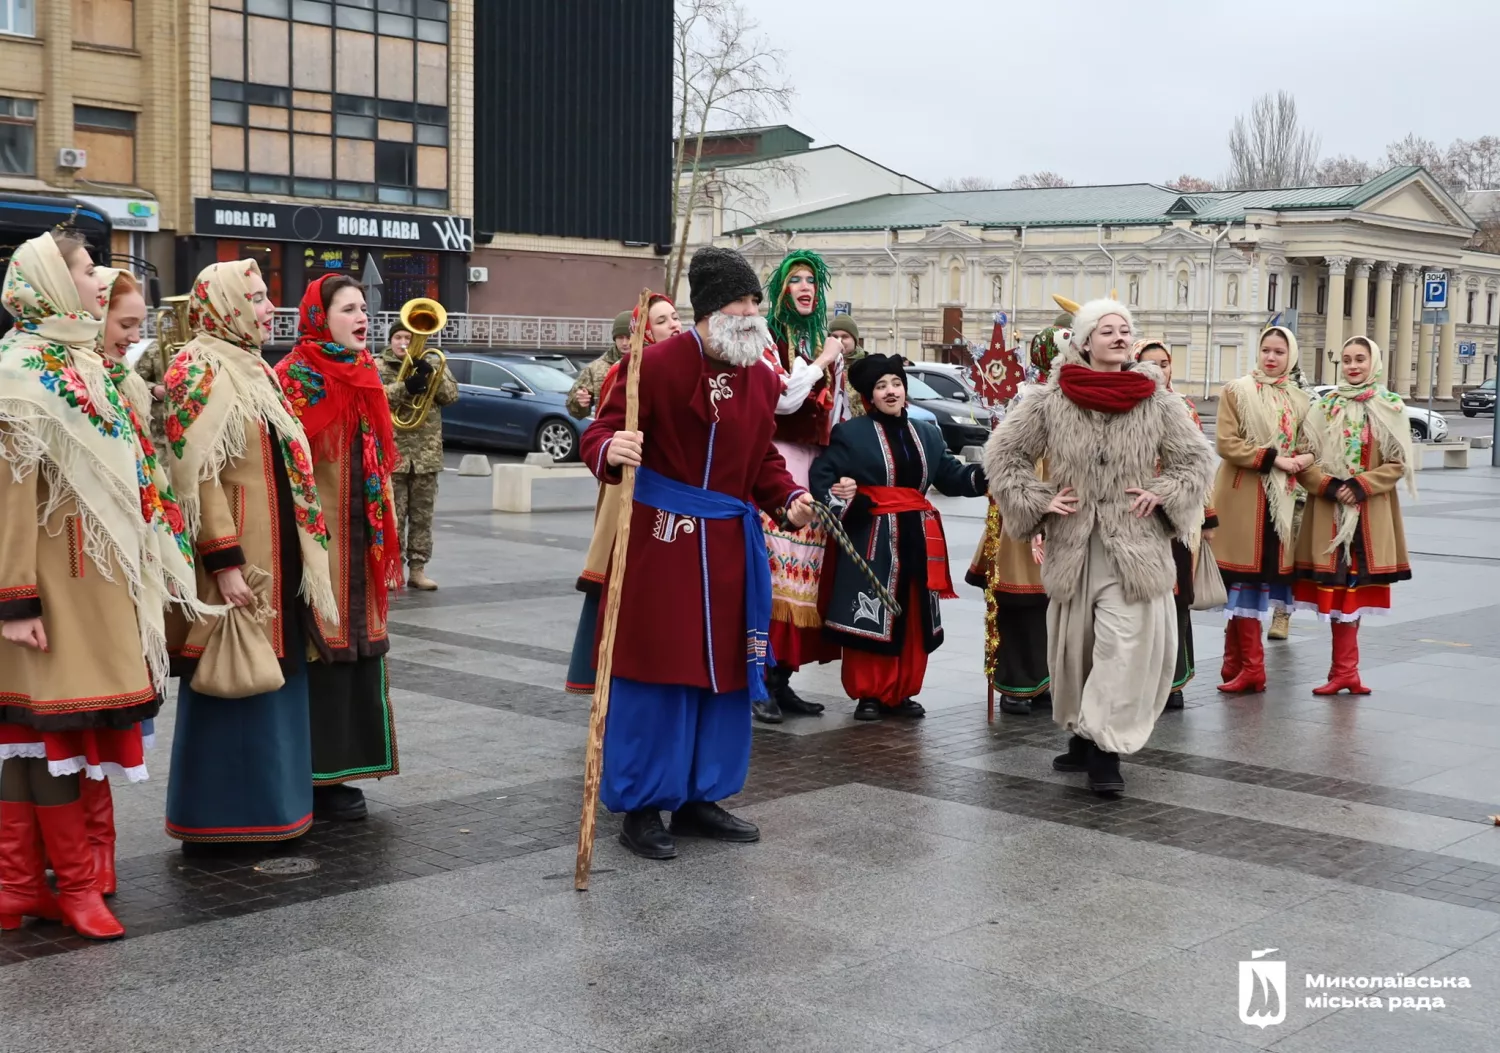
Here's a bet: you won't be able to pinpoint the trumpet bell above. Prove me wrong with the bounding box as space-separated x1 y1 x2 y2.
400 297 447 336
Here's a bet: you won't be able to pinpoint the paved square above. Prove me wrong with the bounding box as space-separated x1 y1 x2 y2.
5 454 1500 1052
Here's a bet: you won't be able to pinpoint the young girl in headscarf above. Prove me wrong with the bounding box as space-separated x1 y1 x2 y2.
1212 326 1313 693
0 232 201 939
163 259 338 850
274 275 401 820
1134 339 1218 709
564 293 680 696
1292 336 1414 695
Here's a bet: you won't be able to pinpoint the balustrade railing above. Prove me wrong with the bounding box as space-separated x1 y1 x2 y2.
146 311 615 350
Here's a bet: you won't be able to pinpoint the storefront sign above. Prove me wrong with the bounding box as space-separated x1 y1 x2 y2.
194 199 473 252
75 195 160 232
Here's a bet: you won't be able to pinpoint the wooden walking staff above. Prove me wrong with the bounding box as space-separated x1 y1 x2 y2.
574 288 651 891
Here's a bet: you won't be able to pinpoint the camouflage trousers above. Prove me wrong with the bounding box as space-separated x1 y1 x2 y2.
392 469 440 567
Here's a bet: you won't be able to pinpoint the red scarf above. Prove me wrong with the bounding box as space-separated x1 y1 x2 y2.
1058 363 1155 414
273 276 401 617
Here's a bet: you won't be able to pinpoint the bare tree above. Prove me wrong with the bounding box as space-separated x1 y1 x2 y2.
668 0 794 299
1384 133 1460 189
937 175 999 192
1163 174 1217 193
1315 154 1375 186
1447 136 1500 191
1225 92 1320 189
1467 216 1500 254
1010 171 1073 189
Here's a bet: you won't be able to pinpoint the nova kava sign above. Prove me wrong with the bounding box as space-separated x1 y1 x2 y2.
194 199 474 253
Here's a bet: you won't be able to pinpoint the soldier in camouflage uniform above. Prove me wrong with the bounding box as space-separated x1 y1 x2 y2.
830 315 866 420
133 341 170 450
566 310 632 419
379 321 459 591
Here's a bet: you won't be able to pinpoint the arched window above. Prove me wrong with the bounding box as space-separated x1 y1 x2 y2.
948 261 963 302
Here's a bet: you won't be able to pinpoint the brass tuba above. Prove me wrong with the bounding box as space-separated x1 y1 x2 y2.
152 294 192 375
391 297 448 431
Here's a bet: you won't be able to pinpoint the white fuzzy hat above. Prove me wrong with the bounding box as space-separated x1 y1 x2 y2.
1068 298 1136 356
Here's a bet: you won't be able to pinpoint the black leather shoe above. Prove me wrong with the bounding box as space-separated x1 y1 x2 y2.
999 695 1032 716
751 696 783 724
1087 747 1125 796
889 698 926 719
669 801 760 843
619 809 676 860
1164 690 1185 710
1052 735 1091 773
1033 691 1053 709
313 784 368 822
853 698 882 721
774 671 824 716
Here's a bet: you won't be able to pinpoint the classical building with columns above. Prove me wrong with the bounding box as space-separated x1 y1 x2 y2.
718 165 1498 397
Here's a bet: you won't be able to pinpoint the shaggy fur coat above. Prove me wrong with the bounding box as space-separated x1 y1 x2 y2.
983 360 1215 605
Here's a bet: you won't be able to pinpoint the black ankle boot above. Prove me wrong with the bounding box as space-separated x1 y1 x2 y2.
853 698 882 721
313 784 367 821
670 801 760 843
773 667 824 716
1164 690 1185 710
888 698 926 719
751 696 783 724
999 695 1032 716
1052 735 1090 773
1087 747 1125 796
619 809 676 860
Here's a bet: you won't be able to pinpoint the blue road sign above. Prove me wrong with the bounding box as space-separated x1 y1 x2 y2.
996 312 1008 327
1459 341 1477 359
1423 272 1448 309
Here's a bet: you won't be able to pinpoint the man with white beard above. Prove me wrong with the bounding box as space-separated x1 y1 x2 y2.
579 247 815 861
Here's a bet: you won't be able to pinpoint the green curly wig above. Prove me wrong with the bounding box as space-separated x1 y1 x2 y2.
765 249 831 357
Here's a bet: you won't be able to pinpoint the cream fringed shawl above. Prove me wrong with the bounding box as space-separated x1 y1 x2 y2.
1220 325 1310 550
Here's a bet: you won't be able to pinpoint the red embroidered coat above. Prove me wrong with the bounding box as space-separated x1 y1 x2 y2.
773 336 834 448
580 328 801 693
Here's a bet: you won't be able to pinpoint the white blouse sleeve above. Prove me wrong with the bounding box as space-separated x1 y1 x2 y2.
776 357 820 415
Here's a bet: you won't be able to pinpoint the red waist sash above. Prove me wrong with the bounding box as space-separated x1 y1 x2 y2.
858 485 956 598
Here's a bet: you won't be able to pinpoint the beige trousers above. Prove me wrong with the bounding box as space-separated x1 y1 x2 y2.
1046 533 1176 755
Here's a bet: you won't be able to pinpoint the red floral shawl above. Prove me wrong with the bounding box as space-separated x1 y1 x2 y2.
273 276 401 616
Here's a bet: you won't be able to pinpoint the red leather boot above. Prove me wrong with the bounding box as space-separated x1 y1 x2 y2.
80 777 117 896
1217 617 1266 693
1219 618 1243 684
0 800 62 930
34 798 124 940
1314 620 1371 696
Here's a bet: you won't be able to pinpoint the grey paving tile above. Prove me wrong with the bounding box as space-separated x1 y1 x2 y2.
943 999 1262 1053
1268 1004 1496 1053
1278 886 1500 949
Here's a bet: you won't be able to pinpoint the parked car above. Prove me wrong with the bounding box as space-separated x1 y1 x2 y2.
905 362 977 403
1311 386 1449 442
905 374 992 452
1461 378 1495 417
442 355 583 460
470 350 581 377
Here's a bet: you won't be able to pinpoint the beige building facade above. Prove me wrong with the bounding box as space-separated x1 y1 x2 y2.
0 0 475 309
726 166 1499 398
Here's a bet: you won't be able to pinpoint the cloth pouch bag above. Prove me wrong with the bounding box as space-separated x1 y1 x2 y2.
191 564 284 698
1191 539 1229 612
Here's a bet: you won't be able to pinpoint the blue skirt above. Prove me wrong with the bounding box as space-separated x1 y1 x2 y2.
1224 581 1294 621
165 656 313 844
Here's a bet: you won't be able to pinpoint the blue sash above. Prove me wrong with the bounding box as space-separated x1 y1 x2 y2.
633 466 773 701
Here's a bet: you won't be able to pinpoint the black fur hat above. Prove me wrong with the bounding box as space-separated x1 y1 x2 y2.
849 353 906 402
688 247 763 321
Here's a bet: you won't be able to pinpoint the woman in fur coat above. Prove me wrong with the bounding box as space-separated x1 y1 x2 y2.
984 300 1215 795
1291 336 1413 694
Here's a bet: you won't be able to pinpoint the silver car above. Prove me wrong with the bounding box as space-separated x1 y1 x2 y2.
1311 386 1448 442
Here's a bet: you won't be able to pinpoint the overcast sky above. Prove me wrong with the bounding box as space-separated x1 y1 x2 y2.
749 0 1500 188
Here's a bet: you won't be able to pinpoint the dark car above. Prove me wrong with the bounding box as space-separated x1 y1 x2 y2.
906 374 991 452
442 355 584 460
1461 378 1495 417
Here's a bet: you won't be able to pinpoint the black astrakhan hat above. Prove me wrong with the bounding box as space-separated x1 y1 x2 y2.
688 247 763 321
849 353 906 402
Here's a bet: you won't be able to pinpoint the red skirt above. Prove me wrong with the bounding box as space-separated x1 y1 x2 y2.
0 723 149 782
770 619 840 670
1291 581 1391 622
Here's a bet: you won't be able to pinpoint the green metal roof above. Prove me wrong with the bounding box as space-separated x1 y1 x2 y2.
741 166 1460 234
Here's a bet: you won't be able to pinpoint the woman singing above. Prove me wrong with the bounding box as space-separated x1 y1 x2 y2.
275 275 401 820
1292 337 1414 694
984 300 1214 795
0 233 200 937
1211 326 1312 693
164 260 338 849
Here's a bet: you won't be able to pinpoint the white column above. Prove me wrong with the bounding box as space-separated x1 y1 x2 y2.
1323 257 1349 384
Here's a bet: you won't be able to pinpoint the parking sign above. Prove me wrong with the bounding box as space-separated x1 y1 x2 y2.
1423 272 1448 309
1459 341 1477 360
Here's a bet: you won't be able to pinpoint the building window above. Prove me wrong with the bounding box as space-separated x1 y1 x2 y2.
0 0 35 37
1289 275 1300 310
1488 293 1495 326
74 105 137 184
0 96 36 175
1316 279 1326 315
1267 273 1278 313
74 0 133 49
375 140 413 203
1342 282 1353 318
1468 290 1476 324
216 238 283 303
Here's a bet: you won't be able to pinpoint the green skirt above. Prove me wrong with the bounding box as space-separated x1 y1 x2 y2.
308 654 399 785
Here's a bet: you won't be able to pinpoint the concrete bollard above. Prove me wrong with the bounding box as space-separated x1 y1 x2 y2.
523 452 556 467
961 445 984 464
457 454 491 476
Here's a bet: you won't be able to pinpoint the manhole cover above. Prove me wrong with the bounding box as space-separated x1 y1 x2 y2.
253 857 319 875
